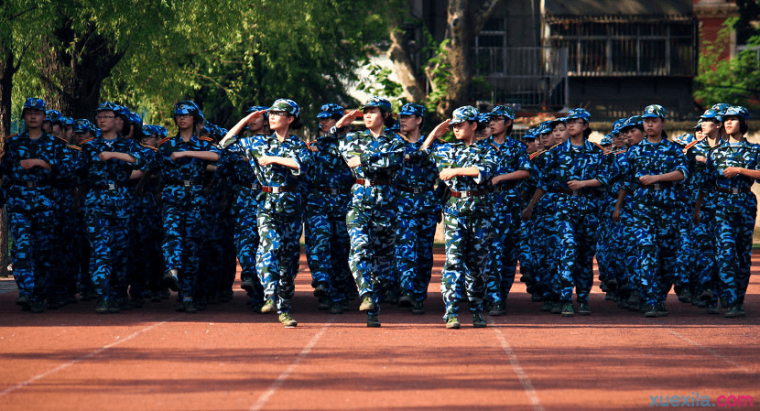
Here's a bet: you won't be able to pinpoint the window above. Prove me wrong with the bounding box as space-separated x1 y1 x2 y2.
547 19 696 77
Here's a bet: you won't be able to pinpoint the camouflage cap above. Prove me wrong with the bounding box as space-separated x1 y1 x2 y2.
46 110 63 124
642 104 667 119
22 97 46 112
567 108 591 122
711 103 730 116
73 119 93 133
268 98 301 118
700 109 722 122
600 135 613 146
399 103 425 118
362 96 392 113
522 128 538 140
317 103 345 119
674 133 695 146
97 102 121 113
693 119 703 131
174 100 200 116
490 105 515 120
620 115 643 130
449 106 479 125
724 105 750 120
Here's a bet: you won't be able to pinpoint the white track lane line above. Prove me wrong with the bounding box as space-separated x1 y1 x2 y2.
668 330 759 378
492 322 545 411
0 319 171 397
249 318 334 411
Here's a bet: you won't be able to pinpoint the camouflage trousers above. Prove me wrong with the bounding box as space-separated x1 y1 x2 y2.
305 211 353 303
486 207 521 304
346 206 396 315
233 202 262 302
162 204 207 298
395 212 438 301
673 204 696 292
692 208 718 302
9 206 56 302
257 212 302 314
714 202 755 306
630 204 679 306
550 208 598 303
86 212 130 302
440 212 492 320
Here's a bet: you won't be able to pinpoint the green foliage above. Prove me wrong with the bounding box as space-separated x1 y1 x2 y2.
356 57 406 111
695 18 760 109
8 0 392 133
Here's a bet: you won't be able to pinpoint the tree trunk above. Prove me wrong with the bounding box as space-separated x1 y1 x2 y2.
388 18 426 103
0 47 15 140
37 18 124 118
441 0 472 116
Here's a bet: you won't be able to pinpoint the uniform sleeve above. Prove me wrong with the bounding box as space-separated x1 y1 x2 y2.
516 146 531 172
671 145 689 182
537 150 556 192
359 136 405 174
287 139 310 177
594 152 610 186
473 146 494 185
125 140 146 169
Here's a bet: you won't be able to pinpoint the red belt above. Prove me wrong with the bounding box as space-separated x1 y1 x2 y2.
355 178 390 186
450 190 488 198
262 186 296 193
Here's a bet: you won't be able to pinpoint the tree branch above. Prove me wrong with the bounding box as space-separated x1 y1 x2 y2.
473 0 507 34
9 6 38 22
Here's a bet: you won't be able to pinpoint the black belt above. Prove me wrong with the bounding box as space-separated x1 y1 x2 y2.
355 178 390 186
640 182 677 191
315 186 351 195
236 183 261 191
18 181 49 188
491 181 518 193
166 179 204 187
91 183 127 191
397 185 434 194
715 186 751 194
262 186 296 193
450 189 488 198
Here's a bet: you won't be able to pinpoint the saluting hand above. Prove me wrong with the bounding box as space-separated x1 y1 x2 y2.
335 109 363 129
422 119 451 150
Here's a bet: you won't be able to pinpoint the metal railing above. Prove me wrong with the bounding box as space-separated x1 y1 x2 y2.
474 47 569 109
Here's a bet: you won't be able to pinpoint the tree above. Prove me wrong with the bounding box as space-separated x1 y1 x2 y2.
695 18 760 109
386 0 506 117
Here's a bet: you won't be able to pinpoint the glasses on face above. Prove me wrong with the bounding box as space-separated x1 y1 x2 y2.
566 119 584 125
96 115 116 120
268 111 290 118
489 116 505 123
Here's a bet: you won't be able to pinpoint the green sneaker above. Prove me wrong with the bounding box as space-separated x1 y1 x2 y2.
724 305 739 318
359 295 376 312
260 299 275 313
279 313 298 327
540 301 554 312
706 303 720 314
95 299 109 314
472 313 487 328
578 302 591 316
445 316 460 329
411 300 425 315
561 303 574 317
550 301 562 314
488 301 506 316
366 313 381 328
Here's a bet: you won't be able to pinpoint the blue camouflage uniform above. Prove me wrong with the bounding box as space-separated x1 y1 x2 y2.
621 105 688 313
704 106 757 314
158 123 221 305
222 100 310 317
338 98 405 319
393 103 443 308
79 116 145 310
409 106 495 322
304 114 355 310
476 106 530 311
540 131 607 307
1 99 66 309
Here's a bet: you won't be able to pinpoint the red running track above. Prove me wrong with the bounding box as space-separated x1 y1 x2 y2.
0 251 758 411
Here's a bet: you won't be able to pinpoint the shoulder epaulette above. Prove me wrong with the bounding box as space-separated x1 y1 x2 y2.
593 142 605 151
199 136 214 142
529 149 546 160
615 148 627 155
684 140 699 151
66 144 82 151
54 135 68 143
490 143 501 152
158 136 172 146
140 143 158 152
80 138 95 145
4 133 18 141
